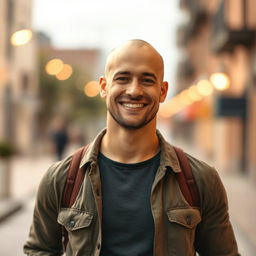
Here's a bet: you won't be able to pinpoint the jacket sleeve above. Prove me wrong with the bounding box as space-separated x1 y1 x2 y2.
195 168 240 256
23 160 69 256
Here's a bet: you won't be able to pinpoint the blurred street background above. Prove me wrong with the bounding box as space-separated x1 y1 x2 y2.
0 0 256 255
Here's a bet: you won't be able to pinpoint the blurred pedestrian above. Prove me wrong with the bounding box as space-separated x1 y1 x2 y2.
65 125 87 156
50 117 69 160
24 39 240 255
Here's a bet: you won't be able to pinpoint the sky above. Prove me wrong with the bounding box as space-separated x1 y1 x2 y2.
32 0 184 96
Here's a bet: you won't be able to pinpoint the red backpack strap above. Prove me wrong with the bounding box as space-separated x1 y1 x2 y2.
61 144 89 251
173 146 200 207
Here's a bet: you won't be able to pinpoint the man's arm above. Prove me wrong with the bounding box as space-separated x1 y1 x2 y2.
24 162 67 255
195 169 240 256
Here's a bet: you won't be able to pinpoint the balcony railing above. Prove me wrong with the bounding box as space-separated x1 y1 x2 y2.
211 0 256 53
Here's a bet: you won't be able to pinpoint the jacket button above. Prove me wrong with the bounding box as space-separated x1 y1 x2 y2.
186 216 191 225
69 219 75 228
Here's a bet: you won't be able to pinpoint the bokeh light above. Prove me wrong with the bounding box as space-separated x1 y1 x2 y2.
196 80 214 96
178 90 194 106
84 81 101 97
55 64 73 80
10 29 33 46
45 59 64 76
210 72 230 91
187 85 204 101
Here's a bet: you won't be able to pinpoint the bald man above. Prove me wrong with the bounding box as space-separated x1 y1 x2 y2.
24 40 240 256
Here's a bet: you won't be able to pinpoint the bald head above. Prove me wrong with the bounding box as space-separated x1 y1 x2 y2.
104 39 165 81
99 39 168 131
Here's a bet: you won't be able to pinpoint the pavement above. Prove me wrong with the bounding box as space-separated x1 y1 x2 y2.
0 155 54 223
0 151 256 255
219 173 256 255
0 155 54 256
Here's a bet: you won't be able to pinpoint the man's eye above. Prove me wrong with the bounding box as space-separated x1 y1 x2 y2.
142 78 155 84
116 77 129 82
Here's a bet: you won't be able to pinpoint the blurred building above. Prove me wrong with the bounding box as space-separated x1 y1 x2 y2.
174 0 256 181
38 34 101 119
36 32 104 145
39 34 101 81
0 0 38 154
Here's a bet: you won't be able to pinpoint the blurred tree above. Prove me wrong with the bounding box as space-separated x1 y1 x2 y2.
37 53 105 132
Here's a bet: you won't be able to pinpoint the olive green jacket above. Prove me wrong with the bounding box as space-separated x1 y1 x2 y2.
24 129 240 256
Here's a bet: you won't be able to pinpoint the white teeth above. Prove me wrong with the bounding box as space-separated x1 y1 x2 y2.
122 103 144 108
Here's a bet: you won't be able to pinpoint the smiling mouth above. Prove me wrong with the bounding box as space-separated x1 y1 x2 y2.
122 103 145 109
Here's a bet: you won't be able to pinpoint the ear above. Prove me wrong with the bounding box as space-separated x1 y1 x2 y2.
159 81 168 103
99 76 107 98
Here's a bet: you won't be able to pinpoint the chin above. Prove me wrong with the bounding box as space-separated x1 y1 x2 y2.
108 109 156 130
118 119 154 130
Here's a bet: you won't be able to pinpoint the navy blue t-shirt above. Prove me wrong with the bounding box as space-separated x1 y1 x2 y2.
98 152 160 256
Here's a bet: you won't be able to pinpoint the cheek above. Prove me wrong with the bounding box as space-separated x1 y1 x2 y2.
105 91 117 107
149 89 162 102
108 86 124 100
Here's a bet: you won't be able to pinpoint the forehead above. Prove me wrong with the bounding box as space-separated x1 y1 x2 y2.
105 44 164 78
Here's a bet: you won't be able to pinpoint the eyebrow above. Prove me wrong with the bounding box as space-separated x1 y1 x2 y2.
113 71 131 77
113 71 157 80
142 72 157 80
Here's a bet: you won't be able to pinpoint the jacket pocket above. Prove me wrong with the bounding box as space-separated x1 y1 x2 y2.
57 208 93 232
167 207 201 229
166 207 201 255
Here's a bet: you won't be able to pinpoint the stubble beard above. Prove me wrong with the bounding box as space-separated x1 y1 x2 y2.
107 104 159 130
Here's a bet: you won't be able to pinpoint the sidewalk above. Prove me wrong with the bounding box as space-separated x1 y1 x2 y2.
0 155 55 256
221 173 256 255
0 155 54 222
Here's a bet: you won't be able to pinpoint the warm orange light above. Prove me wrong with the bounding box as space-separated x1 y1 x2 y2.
196 80 214 96
56 64 73 80
210 72 230 91
178 90 194 106
170 97 185 115
159 100 175 118
0 66 8 84
159 104 170 118
45 59 64 75
84 81 101 97
187 85 203 101
158 97 184 118
10 29 32 46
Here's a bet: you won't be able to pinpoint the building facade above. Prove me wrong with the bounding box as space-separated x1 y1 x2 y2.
0 0 38 154
175 0 256 181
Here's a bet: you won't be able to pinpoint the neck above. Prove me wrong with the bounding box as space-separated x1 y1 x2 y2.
100 120 159 164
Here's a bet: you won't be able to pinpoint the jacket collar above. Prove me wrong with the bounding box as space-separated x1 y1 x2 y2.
157 130 181 173
79 128 106 168
80 128 182 173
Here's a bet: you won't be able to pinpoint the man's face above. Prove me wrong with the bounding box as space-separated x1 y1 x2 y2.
100 43 168 130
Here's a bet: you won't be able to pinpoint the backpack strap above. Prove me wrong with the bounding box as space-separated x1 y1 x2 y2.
173 146 200 207
60 144 199 251
61 145 89 251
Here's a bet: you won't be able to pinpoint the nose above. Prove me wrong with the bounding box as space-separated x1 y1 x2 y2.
126 79 143 98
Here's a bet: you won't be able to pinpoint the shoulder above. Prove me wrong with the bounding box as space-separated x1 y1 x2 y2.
185 153 218 181
37 155 73 201
43 155 73 185
185 152 228 207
